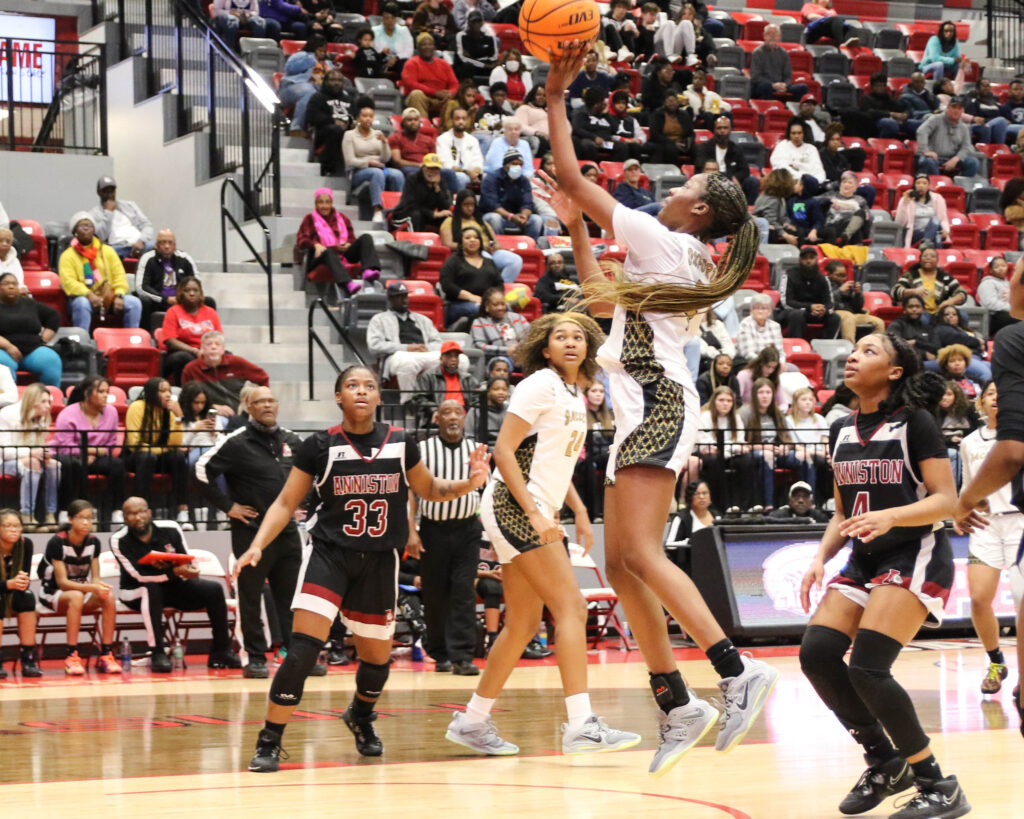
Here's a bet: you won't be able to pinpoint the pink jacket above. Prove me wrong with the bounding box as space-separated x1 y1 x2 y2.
513 103 549 138
895 192 950 248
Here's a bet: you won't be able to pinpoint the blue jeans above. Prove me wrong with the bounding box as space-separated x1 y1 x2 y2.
970 116 1009 146
113 241 154 260
911 219 941 246
916 154 979 177
445 299 483 327
0 345 62 386
684 338 701 382
350 166 404 208
213 14 281 48
482 212 543 240
713 296 740 336
71 293 143 329
278 80 317 130
488 250 523 283
1 458 59 516
921 61 957 80
924 357 991 382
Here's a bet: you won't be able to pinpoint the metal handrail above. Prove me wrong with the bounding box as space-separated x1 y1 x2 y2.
220 177 275 344
306 298 367 401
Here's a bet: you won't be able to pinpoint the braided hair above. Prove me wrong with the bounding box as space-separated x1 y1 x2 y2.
878 333 947 417
584 174 760 316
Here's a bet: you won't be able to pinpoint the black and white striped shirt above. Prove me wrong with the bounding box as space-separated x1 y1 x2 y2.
418 435 482 521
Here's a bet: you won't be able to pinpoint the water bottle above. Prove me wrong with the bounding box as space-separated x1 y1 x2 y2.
172 639 184 671
538 623 548 649
120 637 132 671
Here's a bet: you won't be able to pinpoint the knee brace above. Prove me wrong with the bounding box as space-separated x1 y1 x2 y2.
800 625 882 736
355 660 390 702
269 632 323 706
848 629 929 757
799 625 851 681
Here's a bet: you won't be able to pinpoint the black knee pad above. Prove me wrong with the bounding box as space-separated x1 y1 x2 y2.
355 660 390 701
848 628 902 689
799 625 852 680
269 632 323 706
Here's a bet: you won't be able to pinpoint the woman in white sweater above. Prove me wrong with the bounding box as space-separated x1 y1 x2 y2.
0 383 59 531
342 101 406 225
770 122 826 183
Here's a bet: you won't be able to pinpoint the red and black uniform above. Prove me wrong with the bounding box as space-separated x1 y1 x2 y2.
37 532 102 610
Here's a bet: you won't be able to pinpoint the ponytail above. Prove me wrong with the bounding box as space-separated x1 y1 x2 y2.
879 333 947 416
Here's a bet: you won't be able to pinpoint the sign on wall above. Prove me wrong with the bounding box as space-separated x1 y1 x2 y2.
0 13 57 104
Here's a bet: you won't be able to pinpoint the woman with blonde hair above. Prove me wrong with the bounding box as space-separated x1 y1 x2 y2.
0 383 60 531
786 386 828 502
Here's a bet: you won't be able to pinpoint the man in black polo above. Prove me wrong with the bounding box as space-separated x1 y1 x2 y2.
109 496 241 673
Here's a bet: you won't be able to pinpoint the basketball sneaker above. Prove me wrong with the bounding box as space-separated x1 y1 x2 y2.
838 754 914 815
96 653 122 673
342 707 383 756
64 651 85 676
889 775 971 818
648 694 719 777
248 728 287 773
980 662 1007 694
562 714 641 755
714 655 779 752
445 712 519 755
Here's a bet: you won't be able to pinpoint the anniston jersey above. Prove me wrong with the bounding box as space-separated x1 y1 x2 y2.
830 407 947 553
293 422 420 553
37 533 102 596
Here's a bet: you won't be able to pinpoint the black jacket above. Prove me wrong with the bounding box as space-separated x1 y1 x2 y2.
780 266 835 314
306 87 353 131
392 169 453 227
535 267 581 312
571 108 617 143
412 368 480 420
859 90 908 122
193 421 304 527
693 139 751 182
109 523 189 593
138 251 197 305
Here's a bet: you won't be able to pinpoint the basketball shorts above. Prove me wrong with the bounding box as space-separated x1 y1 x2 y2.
480 480 558 564
37 588 63 611
827 529 954 626
968 512 1024 571
605 369 698 483
292 543 399 640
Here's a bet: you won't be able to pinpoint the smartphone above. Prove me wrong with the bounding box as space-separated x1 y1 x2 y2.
207 408 219 419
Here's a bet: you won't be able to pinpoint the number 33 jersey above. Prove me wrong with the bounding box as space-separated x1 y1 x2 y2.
492 368 588 511
829 407 947 553
293 422 420 552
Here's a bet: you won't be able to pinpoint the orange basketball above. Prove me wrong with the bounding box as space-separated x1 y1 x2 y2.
518 0 600 62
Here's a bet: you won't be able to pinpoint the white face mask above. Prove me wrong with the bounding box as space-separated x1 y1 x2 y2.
507 164 523 179
506 60 520 73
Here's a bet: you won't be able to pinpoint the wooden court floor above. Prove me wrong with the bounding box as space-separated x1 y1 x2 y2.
1 640 1020 818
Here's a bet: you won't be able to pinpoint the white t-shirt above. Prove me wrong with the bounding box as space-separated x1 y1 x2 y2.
786 413 828 444
961 426 1015 515
696 409 746 456
597 204 713 390
108 209 142 247
493 367 587 511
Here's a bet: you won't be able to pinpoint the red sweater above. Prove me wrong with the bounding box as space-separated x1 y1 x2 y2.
400 55 458 96
296 210 356 251
161 303 222 349
181 353 269 409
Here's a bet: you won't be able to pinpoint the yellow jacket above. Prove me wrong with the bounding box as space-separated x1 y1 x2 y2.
124 400 183 454
58 239 130 297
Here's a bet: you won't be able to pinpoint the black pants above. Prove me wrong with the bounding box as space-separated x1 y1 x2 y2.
1 588 36 617
776 307 841 340
419 516 483 664
122 577 230 653
232 521 302 656
308 236 381 284
574 137 629 163
126 450 189 508
163 350 197 385
57 453 126 511
700 452 756 510
314 123 346 174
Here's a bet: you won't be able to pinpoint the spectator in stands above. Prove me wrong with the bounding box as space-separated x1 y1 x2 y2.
753 168 798 245
736 345 782 407
181 330 269 415
300 0 343 41
892 246 966 318
599 0 639 60
278 35 329 135
60 213 142 330
736 292 786 366
514 85 550 156
212 0 280 48
304 68 353 176
482 117 534 177
439 225 504 328
136 229 207 326
389 107 457 191
824 260 884 341
696 351 738 405
443 79 482 133
466 375 509 447
472 82 512 154
567 50 612 104
776 247 840 340
412 0 456 51
402 33 459 119
607 90 648 158
124 377 190 528
937 382 975 486
767 481 829 522
964 78 1010 147
0 272 61 387
111 497 241 673
696 386 754 513
741 377 803 509
693 117 759 205
800 0 859 48
633 2 664 62
1002 79 1024 146
0 510 42 677
453 0 495 28
771 122 826 183
613 158 657 212
411 339 479 417
920 21 965 80
682 69 729 131
454 10 500 82
354 27 394 79
389 153 453 232
0 383 60 531
978 256 1019 335
999 176 1024 236
439 189 523 282
480 149 543 242
437 107 485 191
895 173 951 248
785 174 826 245
490 50 532 107
53 376 126 524
342 101 404 227
372 3 414 72
88 176 154 260
0 228 25 290
640 58 682 116
649 91 694 165
658 3 718 67
899 72 941 120
178 381 227 478
860 73 915 139
470 286 529 361
887 293 936 360
259 0 307 39
160 277 222 385
794 97 832 145
751 25 807 100
786 386 828 492
817 125 868 203
296 188 382 297
929 307 990 383
818 172 871 245
536 251 581 313
571 87 628 162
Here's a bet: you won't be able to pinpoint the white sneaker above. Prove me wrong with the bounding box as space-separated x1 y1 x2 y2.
372 212 385 227
58 511 69 526
176 510 194 532
562 714 641 755
714 655 779 753
111 510 124 525
648 694 718 777
445 712 519 756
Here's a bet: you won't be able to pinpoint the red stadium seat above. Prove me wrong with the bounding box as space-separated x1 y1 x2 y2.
882 248 920 269
934 186 966 212
394 231 449 284
852 53 883 76
962 249 1000 269
789 50 813 76
948 223 981 249
730 107 759 132
762 108 793 133
992 153 1023 180
10 219 48 271
945 261 978 296
880 172 913 209
22 270 67 323
93 329 161 389
789 351 824 390
490 23 524 54
985 224 1021 252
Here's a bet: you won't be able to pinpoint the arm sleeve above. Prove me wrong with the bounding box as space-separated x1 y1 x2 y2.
438 256 462 300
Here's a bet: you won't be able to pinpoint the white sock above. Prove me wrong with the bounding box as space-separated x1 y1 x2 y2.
464 693 496 725
565 693 592 730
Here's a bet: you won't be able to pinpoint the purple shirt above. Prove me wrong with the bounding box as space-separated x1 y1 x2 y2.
53 403 121 454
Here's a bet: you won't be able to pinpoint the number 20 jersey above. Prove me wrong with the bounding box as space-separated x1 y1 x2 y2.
293 422 420 553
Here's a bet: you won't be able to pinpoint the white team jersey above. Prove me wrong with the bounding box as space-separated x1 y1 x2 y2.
961 427 1016 514
596 204 714 389
492 368 587 511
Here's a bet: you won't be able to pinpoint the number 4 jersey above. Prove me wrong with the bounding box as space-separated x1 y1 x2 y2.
294 422 420 552
829 407 948 553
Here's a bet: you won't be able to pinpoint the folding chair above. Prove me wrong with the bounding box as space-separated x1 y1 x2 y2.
568 543 634 651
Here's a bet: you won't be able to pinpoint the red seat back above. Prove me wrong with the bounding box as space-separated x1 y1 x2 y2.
11 219 48 271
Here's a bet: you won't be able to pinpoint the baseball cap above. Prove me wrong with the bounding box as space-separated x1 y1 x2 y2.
623 158 642 170
386 281 409 295
502 148 523 164
401 106 420 119
440 340 462 354
948 95 966 107
800 93 816 104
789 481 813 496
96 175 116 190
467 8 483 21
421 153 442 168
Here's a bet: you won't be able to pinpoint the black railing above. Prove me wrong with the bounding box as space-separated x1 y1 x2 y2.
0 38 106 154
220 177 276 343
306 297 368 400
987 0 1024 70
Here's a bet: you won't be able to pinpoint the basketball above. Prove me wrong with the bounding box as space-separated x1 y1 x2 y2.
505 284 530 310
518 0 600 62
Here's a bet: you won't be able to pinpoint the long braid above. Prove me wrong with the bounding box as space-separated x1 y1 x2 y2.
879 332 946 417
583 173 760 315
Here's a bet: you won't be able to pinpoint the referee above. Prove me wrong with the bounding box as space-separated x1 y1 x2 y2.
409 399 485 676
